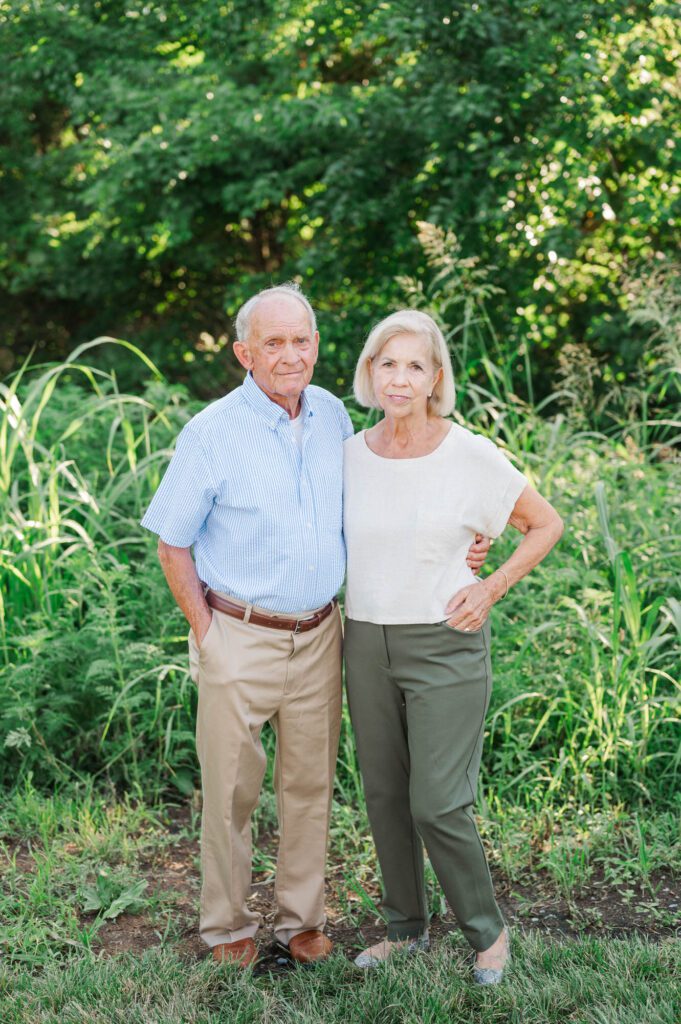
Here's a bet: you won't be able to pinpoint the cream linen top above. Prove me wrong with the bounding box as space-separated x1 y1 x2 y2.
342 424 528 624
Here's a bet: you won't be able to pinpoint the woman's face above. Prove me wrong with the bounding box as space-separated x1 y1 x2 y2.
370 333 442 417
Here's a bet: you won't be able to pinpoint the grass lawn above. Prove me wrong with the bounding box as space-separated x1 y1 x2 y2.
1 788 679 1023
3 935 680 1024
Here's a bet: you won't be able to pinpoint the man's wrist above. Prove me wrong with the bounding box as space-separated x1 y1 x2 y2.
191 606 212 637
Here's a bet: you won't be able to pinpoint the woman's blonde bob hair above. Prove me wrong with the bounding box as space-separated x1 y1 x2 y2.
353 309 456 416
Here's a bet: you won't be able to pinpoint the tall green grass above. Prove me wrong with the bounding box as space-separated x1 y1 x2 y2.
1 258 679 811
0 339 199 795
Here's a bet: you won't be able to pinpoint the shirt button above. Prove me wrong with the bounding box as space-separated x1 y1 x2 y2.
308 565 315 571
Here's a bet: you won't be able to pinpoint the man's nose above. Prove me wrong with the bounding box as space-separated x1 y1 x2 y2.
280 341 302 363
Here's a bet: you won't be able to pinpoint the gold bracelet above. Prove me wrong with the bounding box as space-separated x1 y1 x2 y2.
497 568 510 599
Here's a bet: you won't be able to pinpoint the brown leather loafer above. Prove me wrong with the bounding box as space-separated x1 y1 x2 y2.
288 929 333 963
211 937 258 967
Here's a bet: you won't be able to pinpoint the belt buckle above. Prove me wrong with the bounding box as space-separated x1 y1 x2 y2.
292 618 303 634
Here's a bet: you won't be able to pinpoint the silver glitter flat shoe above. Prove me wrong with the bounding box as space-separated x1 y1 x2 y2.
472 964 505 986
354 934 429 969
472 927 510 986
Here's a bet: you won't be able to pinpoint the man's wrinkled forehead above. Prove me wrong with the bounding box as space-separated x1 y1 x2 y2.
249 295 314 342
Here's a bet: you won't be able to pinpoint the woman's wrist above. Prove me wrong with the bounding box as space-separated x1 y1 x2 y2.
484 570 509 604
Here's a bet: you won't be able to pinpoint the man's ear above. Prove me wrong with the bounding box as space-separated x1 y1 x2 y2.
233 340 253 371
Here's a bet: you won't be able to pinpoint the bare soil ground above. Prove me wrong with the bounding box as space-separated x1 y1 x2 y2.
78 808 679 960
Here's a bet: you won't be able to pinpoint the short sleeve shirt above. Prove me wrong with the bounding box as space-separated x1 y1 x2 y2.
141 373 354 613
342 423 528 624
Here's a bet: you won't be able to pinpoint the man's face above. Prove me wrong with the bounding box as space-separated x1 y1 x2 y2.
233 295 319 412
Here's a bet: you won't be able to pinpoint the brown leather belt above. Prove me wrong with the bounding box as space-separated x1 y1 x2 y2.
204 588 337 634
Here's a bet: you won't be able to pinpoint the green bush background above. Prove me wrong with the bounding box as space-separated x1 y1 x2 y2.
1 0 679 399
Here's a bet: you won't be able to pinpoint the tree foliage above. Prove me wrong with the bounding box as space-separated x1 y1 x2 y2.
1 0 679 396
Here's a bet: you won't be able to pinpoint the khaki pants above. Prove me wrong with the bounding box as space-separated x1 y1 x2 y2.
189 598 342 947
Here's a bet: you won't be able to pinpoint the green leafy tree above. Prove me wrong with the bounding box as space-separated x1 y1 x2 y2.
1 0 678 397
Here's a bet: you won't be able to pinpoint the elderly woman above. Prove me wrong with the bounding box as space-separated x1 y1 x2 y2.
343 310 563 983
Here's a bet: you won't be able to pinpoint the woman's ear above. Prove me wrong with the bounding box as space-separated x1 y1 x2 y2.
431 366 443 395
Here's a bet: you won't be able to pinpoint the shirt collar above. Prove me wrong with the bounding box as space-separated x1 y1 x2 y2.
241 371 315 429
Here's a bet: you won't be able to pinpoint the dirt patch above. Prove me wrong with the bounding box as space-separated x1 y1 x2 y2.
81 808 680 959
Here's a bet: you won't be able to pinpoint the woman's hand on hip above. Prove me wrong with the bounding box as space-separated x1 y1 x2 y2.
444 582 494 632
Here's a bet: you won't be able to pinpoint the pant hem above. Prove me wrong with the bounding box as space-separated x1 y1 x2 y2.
386 923 429 941
464 918 506 953
274 923 326 946
201 923 260 947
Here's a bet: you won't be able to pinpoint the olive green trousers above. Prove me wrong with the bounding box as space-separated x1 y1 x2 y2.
344 618 505 952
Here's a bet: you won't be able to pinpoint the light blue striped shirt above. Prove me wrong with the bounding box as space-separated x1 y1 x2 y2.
141 372 354 613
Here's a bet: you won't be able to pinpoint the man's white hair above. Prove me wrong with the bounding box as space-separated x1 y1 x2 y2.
235 283 317 343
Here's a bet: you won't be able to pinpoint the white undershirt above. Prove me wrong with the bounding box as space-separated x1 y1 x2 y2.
342 424 528 624
290 412 304 452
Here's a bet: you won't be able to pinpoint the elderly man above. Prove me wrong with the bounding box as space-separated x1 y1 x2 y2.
141 283 488 968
